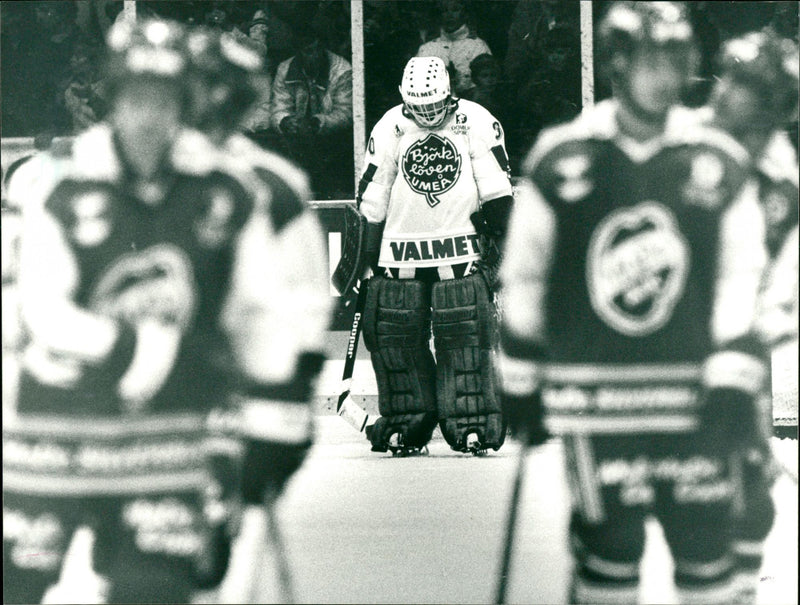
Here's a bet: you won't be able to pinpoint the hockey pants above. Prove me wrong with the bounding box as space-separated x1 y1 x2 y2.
561 432 739 605
3 488 210 604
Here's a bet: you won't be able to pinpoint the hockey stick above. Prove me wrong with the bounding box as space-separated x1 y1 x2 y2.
336 280 373 433
265 502 297 604
494 440 530 605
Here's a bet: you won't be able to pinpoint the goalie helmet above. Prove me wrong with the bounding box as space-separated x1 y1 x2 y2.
400 56 454 128
597 2 699 86
717 28 799 128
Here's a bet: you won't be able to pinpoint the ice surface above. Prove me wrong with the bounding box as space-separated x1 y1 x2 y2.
205 418 798 604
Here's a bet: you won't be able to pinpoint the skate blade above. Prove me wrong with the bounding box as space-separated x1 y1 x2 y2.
465 432 487 456
389 445 429 457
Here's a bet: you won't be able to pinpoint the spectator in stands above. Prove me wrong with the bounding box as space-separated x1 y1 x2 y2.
504 0 579 88
238 9 273 135
270 28 353 199
63 38 107 134
247 8 269 58
1 1 79 136
416 0 492 98
460 53 509 128
521 22 581 129
503 3 580 172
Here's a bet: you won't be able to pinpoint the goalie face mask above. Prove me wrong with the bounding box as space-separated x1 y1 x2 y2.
400 56 453 129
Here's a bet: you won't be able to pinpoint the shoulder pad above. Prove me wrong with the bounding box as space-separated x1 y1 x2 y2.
252 166 308 234
666 128 754 211
230 135 311 201
523 119 602 191
667 123 751 167
522 113 600 176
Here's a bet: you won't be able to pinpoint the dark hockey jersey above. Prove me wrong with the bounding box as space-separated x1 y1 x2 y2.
4 124 321 496
499 101 768 434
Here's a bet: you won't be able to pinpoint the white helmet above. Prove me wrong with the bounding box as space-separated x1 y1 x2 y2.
400 56 452 128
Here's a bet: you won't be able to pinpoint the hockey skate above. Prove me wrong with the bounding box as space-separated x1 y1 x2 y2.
387 432 429 457
465 431 488 457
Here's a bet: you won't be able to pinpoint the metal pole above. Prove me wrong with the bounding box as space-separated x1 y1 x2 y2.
350 1 366 192
123 0 136 22
580 1 595 108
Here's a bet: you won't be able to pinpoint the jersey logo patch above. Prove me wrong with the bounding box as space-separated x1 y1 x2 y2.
89 244 196 330
682 153 725 209
587 202 690 336
554 155 592 202
194 188 235 248
402 133 462 207
70 192 111 247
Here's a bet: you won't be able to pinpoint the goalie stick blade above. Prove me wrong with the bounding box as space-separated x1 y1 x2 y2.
332 204 368 296
337 393 370 433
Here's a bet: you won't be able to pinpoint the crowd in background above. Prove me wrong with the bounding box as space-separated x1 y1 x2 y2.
2 0 799 194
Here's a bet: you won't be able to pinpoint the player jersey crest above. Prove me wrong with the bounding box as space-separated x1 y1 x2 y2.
88 244 196 330
193 187 236 248
401 133 462 207
587 201 690 336
682 152 726 209
70 192 112 247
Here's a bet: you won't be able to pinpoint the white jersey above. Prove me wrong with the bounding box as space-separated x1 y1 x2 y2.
358 99 512 270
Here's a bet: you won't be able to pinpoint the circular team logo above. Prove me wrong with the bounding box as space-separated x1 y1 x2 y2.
587 202 690 336
88 244 196 330
402 133 461 207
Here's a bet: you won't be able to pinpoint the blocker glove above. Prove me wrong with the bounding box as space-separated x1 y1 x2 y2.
698 387 760 455
237 351 325 504
501 389 550 447
497 341 550 447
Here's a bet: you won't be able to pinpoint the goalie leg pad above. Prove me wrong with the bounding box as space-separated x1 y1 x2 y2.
362 276 437 450
431 273 505 451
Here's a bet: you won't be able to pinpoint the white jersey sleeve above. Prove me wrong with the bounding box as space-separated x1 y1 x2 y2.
461 100 513 203
17 191 118 371
220 147 332 385
357 106 403 224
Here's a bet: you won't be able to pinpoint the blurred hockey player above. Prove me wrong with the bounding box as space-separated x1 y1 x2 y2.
2 17 329 605
498 3 769 604
176 27 333 603
693 29 798 604
350 55 514 455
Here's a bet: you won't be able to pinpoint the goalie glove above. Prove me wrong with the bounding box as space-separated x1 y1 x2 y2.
698 340 768 456
470 195 513 291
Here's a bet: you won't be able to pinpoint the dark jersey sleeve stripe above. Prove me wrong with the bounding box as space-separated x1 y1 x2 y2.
356 163 378 206
253 166 306 233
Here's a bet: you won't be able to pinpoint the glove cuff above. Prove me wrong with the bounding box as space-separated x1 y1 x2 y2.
497 349 543 396
703 350 766 396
